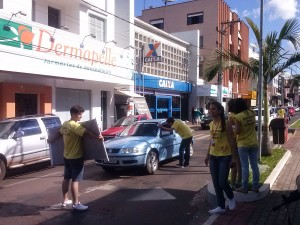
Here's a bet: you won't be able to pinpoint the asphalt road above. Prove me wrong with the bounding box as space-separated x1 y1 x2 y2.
0 129 212 225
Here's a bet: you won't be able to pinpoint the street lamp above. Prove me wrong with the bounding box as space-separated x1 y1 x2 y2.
217 20 240 103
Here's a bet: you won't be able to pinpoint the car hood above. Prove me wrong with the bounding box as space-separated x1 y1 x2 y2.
102 127 125 136
105 136 158 149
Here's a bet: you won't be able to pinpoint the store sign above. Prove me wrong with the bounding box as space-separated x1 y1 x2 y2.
144 42 162 63
158 79 174 89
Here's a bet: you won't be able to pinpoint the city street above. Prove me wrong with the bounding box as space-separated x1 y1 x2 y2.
0 128 212 225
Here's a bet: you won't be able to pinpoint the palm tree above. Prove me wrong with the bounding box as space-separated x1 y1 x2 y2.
204 17 300 155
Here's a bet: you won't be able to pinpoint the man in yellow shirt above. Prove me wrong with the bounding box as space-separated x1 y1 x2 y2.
277 105 286 118
159 117 193 168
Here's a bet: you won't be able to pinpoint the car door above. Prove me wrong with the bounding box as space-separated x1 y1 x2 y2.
7 119 48 164
159 129 178 160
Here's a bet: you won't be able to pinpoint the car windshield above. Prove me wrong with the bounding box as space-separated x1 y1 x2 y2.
120 122 159 137
0 121 17 139
113 117 137 127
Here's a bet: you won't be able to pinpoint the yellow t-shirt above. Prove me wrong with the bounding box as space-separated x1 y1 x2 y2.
171 120 193 139
60 120 86 159
209 120 231 156
234 110 258 147
228 112 237 139
277 108 285 118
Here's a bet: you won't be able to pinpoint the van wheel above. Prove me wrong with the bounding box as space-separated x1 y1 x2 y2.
0 159 6 181
145 150 158 175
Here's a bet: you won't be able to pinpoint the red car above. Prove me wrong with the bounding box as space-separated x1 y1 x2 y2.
102 114 150 141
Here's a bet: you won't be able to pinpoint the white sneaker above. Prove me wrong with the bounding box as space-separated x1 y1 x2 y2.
228 198 236 210
208 207 226 214
62 199 72 208
72 203 88 211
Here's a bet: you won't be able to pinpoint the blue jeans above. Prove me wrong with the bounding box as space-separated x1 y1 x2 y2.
238 147 260 190
209 155 234 208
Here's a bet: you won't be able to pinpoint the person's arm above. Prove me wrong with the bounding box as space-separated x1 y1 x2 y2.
226 124 237 162
204 147 210 166
83 129 104 142
158 123 174 132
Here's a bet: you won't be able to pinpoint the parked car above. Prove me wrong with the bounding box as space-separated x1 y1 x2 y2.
200 115 212 130
96 119 193 174
101 114 150 141
0 114 62 180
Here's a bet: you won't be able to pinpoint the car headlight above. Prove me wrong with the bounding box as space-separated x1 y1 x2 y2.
119 147 140 154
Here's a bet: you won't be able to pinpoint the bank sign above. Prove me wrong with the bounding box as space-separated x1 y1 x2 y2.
144 42 162 63
0 18 133 83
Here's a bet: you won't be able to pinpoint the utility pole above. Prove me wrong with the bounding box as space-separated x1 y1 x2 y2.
217 19 240 104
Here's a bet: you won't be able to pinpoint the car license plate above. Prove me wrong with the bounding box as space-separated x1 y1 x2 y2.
104 157 117 164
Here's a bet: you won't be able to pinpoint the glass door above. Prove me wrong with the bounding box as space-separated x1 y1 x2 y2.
156 96 172 119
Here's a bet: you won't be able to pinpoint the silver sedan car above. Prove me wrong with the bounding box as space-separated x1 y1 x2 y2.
96 119 193 174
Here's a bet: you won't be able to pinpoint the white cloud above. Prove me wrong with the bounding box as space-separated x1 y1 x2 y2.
242 10 250 17
266 0 299 20
231 8 238 14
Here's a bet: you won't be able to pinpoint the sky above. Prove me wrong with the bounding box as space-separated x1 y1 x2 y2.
134 0 300 49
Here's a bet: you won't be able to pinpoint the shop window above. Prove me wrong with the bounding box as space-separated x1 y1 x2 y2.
187 12 203 25
150 18 164 29
48 6 60 28
89 14 105 42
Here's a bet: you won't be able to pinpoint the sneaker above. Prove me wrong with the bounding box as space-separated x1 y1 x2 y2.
72 203 88 211
208 207 226 214
235 187 248 194
228 198 236 210
251 187 259 193
62 199 72 208
176 164 184 168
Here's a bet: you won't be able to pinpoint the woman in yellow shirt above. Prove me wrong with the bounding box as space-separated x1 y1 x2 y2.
204 101 237 214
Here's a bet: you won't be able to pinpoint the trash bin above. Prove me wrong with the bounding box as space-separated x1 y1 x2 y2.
270 118 288 144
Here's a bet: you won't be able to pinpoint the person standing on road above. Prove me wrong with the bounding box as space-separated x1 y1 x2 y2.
204 101 236 214
159 117 193 167
234 98 260 194
191 106 196 125
227 99 242 190
48 105 103 211
277 105 286 118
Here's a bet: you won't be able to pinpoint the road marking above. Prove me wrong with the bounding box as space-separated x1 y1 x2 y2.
194 134 210 140
1 171 62 188
128 187 176 201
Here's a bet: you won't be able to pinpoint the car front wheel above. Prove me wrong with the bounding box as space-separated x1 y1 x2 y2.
145 150 158 175
0 158 6 181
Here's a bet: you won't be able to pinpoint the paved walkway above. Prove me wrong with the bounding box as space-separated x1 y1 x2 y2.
188 123 300 225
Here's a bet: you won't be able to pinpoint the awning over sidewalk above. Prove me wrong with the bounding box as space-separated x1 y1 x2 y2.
115 90 144 98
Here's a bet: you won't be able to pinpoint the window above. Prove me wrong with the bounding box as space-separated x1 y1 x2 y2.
187 12 203 25
41 117 62 129
150 19 164 29
48 7 60 28
199 35 203 49
18 119 41 136
89 14 105 42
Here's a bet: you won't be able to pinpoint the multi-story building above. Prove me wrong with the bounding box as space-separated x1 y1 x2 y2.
138 0 250 112
134 18 193 120
0 0 136 130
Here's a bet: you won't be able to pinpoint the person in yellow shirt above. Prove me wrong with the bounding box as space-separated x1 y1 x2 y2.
234 98 260 194
277 105 286 118
49 105 103 211
204 101 237 214
159 117 193 167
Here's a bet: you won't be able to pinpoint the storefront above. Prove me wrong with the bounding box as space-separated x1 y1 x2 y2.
135 74 192 120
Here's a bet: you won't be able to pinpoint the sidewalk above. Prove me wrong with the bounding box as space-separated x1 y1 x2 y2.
189 125 300 225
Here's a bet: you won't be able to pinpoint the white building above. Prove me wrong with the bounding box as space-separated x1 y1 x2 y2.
0 0 135 130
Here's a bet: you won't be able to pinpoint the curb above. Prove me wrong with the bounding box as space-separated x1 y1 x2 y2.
207 149 291 205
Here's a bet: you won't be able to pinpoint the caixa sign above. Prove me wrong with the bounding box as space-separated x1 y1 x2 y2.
158 79 174 89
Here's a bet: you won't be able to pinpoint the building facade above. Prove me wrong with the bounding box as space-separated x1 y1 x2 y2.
0 0 136 130
138 0 250 114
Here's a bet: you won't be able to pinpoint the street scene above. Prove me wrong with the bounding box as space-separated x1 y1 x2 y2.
0 0 300 225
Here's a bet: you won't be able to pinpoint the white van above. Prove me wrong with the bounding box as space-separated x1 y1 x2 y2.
252 107 277 128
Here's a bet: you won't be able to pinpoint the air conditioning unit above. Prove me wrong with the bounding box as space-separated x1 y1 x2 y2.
199 56 204 61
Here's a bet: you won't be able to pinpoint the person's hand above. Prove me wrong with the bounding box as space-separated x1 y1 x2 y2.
204 155 209 166
99 135 104 142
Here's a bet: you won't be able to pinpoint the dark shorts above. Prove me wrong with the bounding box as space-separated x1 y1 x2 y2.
64 158 84 181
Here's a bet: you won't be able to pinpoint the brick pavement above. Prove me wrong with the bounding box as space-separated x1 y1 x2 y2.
189 126 300 225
